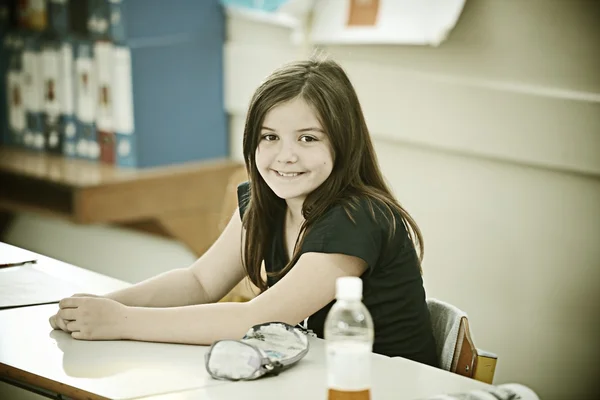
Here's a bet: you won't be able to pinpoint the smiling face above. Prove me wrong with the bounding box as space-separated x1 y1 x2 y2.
255 97 334 207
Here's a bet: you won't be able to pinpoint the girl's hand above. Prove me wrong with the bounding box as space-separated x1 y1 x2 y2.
49 293 102 333
57 296 131 340
49 312 70 332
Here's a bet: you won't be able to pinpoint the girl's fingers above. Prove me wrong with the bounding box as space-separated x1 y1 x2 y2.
58 308 77 321
56 315 71 332
66 320 81 333
54 314 70 333
50 312 72 332
49 314 58 329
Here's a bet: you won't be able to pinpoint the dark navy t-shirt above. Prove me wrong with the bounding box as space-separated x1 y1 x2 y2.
238 182 438 367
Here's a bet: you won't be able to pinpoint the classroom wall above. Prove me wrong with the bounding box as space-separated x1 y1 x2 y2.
4 1 599 399
222 1 600 399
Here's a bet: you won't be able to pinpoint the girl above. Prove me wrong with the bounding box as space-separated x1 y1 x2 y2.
50 56 438 368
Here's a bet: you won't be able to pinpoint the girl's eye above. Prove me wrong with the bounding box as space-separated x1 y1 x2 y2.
300 135 317 143
261 134 277 141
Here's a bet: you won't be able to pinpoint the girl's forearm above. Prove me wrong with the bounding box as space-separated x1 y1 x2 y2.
104 268 210 308
122 301 258 345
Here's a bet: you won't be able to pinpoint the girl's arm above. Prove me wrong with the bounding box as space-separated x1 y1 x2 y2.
102 210 247 308
74 251 368 344
101 269 209 308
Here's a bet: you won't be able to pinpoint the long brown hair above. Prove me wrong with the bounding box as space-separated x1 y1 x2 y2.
241 55 423 292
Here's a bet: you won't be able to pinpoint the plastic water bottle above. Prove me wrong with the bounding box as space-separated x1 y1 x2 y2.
324 277 374 400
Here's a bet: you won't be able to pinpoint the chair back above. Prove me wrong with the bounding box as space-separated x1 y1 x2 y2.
427 298 497 384
218 166 248 232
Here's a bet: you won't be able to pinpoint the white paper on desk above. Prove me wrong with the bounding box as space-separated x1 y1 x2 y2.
0 243 38 267
0 266 83 309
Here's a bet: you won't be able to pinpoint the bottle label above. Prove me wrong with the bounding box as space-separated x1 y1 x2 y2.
326 341 372 392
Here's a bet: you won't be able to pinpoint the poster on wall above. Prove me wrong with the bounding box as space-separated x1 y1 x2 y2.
219 0 316 28
219 0 318 43
310 0 466 46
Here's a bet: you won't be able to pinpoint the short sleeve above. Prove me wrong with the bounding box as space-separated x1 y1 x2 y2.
300 200 384 272
237 181 250 220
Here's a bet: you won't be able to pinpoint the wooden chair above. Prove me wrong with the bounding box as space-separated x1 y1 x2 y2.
427 298 498 384
217 167 260 303
217 166 249 233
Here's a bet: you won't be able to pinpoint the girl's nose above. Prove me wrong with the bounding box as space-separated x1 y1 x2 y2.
276 142 298 164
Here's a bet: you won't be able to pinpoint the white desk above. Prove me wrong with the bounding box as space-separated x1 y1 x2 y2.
143 338 493 400
0 241 130 309
0 304 231 400
1 304 492 400
0 244 494 400
0 242 228 399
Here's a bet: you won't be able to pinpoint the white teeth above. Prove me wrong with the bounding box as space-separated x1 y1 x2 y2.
277 171 300 177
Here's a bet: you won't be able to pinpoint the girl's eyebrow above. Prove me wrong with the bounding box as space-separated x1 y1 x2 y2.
260 126 324 133
297 127 325 133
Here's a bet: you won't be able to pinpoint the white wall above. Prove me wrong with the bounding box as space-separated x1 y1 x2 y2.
223 1 600 399
4 1 599 399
